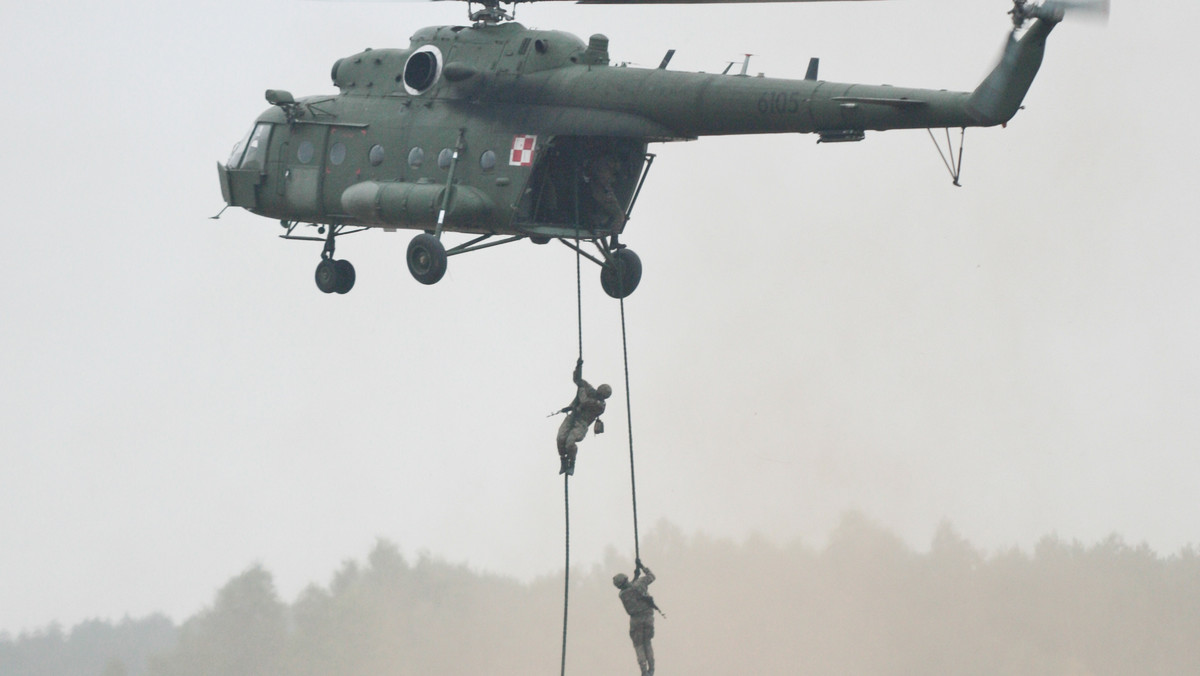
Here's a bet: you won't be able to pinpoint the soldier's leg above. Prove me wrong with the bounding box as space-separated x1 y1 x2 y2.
644 638 654 675
631 626 650 675
565 422 587 474
633 641 649 675
556 418 573 474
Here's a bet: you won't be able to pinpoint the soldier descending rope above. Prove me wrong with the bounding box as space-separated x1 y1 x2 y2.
614 559 662 676
554 358 611 475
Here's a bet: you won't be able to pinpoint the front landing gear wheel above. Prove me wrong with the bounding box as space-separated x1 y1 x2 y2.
315 259 339 294
315 258 356 294
334 259 355 294
600 248 642 299
407 233 447 285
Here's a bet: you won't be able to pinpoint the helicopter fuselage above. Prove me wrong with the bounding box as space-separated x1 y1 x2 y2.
216 16 1056 294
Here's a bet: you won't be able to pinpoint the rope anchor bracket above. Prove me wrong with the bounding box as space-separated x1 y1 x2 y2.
927 127 967 187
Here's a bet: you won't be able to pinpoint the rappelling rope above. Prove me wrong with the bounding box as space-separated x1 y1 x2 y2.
618 295 641 563
560 246 645 675
560 237 583 676
560 473 570 676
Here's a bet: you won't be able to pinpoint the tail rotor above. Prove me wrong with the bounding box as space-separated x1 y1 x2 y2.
1010 0 1110 30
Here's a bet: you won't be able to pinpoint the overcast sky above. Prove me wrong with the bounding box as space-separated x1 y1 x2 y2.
2 0 1196 636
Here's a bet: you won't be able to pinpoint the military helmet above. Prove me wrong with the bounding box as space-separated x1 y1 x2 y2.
597 384 613 398
612 573 629 588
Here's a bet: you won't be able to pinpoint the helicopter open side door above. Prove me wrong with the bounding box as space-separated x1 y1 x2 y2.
517 136 648 238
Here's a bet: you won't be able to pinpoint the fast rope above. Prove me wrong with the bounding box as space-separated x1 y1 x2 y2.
560 235 583 676
560 243 644 675
560 472 570 676
619 295 641 563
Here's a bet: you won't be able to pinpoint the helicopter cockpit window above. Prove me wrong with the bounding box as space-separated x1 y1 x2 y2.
227 128 251 167
229 123 271 170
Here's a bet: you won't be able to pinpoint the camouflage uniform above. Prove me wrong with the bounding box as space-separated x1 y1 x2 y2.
584 153 627 229
556 359 611 475
614 565 657 676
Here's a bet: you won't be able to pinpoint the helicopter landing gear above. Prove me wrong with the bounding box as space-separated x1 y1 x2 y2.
313 224 356 294
315 257 355 294
407 233 448 285
600 247 641 299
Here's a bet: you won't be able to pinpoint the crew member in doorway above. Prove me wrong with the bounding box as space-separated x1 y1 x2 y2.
555 358 611 475
614 559 660 676
583 151 627 229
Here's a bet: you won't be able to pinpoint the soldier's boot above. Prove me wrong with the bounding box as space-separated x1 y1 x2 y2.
566 450 577 476
559 455 569 475
638 661 650 676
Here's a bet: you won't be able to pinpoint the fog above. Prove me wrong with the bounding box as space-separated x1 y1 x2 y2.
6 518 1199 675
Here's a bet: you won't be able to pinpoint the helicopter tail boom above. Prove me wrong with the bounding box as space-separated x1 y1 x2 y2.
493 17 1060 139
965 18 1057 127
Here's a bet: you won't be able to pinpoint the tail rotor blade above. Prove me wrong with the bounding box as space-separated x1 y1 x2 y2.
1038 0 1111 23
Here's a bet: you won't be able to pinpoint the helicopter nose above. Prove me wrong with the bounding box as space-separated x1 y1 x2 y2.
217 160 262 210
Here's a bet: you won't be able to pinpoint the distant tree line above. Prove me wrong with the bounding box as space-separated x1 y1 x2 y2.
0 614 174 676
4 515 1199 675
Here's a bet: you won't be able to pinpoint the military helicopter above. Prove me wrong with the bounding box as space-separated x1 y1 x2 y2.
216 0 1107 297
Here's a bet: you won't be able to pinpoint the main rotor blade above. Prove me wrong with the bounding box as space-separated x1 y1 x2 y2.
572 0 881 4
571 0 882 4
316 0 885 4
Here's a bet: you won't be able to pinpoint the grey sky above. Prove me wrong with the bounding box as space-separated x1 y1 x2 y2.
2 0 1196 636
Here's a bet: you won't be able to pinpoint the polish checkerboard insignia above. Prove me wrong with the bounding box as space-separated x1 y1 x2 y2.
509 135 537 167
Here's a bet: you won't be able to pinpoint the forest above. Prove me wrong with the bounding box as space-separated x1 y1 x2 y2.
3 514 1198 675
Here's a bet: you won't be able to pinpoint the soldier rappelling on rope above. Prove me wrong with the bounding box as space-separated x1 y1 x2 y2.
553 358 611 475
614 559 662 676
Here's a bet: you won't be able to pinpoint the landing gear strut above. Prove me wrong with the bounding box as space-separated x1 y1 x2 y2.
314 225 356 294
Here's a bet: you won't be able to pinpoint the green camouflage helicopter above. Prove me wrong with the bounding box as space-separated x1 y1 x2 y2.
216 0 1107 297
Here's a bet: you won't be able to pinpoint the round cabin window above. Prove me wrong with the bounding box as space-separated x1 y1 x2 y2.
297 141 315 164
480 150 497 171
329 142 347 166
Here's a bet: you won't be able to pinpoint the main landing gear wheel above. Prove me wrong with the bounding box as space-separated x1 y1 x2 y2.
407 233 447 285
315 258 356 294
600 248 642 299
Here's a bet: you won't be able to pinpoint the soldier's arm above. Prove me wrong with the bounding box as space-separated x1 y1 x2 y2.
633 568 654 589
573 358 584 386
